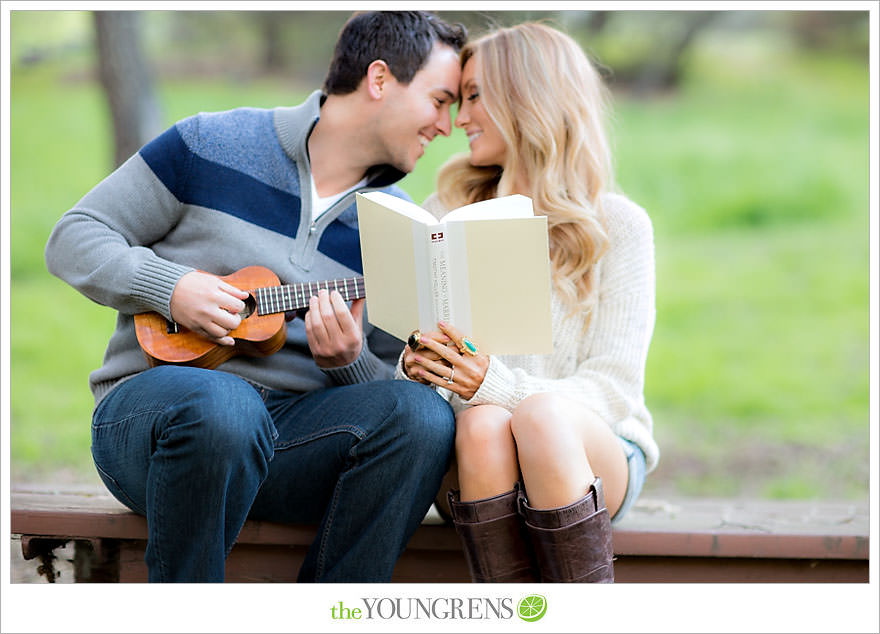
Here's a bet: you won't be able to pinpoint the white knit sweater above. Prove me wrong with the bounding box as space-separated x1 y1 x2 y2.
395 191 659 472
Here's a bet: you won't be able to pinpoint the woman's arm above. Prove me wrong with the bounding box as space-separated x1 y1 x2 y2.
463 196 656 423
406 196 656 425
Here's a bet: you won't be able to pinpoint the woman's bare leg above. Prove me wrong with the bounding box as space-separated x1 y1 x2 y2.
454 404 519 502
510 393 628 516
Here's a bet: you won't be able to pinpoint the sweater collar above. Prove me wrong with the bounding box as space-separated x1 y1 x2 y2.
273 90 406 190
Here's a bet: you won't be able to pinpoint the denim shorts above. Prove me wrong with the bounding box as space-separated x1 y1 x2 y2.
610 437 646 525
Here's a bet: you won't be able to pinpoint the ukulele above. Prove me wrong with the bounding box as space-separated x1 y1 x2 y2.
134 265 365 369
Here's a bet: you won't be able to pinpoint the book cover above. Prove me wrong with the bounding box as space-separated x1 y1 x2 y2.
356 191 553 355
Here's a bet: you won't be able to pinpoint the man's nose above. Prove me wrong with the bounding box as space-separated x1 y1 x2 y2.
436 109 453 136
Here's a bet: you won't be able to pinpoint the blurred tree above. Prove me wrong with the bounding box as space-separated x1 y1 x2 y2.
629 11 717 95
582 10 610 35
787 11 869 55
255 12 285 72
94 11 162 167
438 10 718 94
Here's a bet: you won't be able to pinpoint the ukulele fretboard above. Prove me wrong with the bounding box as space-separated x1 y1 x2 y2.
255 277 366 316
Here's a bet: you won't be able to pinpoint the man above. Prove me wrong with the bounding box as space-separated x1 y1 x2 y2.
44 11 466 582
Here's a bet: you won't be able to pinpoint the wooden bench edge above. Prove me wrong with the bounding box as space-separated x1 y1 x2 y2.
12 507 869 561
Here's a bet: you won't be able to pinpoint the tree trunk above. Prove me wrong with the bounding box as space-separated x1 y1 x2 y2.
93 11 162 168
632 11 717 95
257 12 285 72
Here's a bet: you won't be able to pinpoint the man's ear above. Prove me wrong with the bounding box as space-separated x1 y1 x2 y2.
366 60 390 100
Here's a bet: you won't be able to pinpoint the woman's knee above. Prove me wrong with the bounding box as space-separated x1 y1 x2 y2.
511 393 628 512
509 393 579 448
509 393 603 475
455 405 513 461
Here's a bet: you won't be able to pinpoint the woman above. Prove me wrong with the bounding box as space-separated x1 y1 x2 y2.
397 22 658 583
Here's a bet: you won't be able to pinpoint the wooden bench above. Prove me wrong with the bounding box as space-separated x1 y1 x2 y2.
10 484 869 583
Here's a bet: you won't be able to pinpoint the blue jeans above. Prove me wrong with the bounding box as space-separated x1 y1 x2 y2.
91 366 455 583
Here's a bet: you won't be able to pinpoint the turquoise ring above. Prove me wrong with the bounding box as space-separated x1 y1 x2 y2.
459 337 478 356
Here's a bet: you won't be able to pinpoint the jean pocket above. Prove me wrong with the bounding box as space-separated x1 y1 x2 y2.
92 455 146 515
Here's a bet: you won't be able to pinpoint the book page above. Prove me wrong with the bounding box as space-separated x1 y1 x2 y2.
357 191 438 225
441 194 534 222
445 216 553 355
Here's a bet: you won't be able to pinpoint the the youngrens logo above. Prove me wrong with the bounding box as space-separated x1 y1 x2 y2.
329 595 548 622
517 595 547 622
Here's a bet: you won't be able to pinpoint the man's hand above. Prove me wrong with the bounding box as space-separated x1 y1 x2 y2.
169 271 249 347
305 288 365 368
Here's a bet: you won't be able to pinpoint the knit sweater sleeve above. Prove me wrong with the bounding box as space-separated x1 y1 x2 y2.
45 121 196 320
455 195 656 427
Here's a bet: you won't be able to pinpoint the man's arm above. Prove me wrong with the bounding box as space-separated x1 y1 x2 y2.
46 120 254 348
45 150 193 319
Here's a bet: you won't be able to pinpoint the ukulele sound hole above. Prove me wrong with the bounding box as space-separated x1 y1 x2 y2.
239 294 257 320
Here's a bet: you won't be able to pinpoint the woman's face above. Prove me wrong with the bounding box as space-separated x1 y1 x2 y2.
455 55 507 167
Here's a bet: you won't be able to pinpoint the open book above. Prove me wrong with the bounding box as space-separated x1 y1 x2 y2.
356 191 553 355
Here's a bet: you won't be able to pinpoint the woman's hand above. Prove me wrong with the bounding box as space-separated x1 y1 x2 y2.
402 330 451 384
406 321 490 401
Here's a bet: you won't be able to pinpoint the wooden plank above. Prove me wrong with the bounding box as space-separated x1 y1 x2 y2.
611 497 869 560
112 540 473 583
11 487 870 563
10 488 309 545
613 555 869 583
100 539 871 583
613 530 868 560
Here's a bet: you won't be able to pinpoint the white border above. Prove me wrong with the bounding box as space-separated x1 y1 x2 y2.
2 2 877 633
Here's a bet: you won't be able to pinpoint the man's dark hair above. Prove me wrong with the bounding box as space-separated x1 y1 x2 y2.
323 11 467 95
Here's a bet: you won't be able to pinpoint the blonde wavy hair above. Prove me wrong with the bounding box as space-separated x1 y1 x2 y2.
436 22 613 318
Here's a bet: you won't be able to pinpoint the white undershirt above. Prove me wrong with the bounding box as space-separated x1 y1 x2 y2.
310 174 368 223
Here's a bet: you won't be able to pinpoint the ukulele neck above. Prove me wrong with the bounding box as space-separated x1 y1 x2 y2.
255 277 365 315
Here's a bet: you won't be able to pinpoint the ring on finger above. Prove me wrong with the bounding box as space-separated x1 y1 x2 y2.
408 329 424 351
446 366 455 384
457 336 479 356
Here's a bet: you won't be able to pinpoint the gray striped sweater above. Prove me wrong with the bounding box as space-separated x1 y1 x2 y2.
46 90 409 406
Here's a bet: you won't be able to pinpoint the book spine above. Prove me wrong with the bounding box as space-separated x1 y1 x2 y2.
429 229 452 325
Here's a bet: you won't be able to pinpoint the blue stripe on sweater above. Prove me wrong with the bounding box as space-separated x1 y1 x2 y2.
139 125 302 238
318 220 363 274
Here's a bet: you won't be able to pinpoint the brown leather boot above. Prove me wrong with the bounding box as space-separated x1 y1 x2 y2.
448 485 539 582
518 478 615 583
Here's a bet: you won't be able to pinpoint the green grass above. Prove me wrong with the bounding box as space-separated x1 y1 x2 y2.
9 278 114 478
614 44 870 499
7 39 870 500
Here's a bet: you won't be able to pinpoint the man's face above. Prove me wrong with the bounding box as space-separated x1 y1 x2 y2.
376 43 461 174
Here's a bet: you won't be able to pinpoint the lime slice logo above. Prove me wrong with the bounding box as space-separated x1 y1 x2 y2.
517 594 547 622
